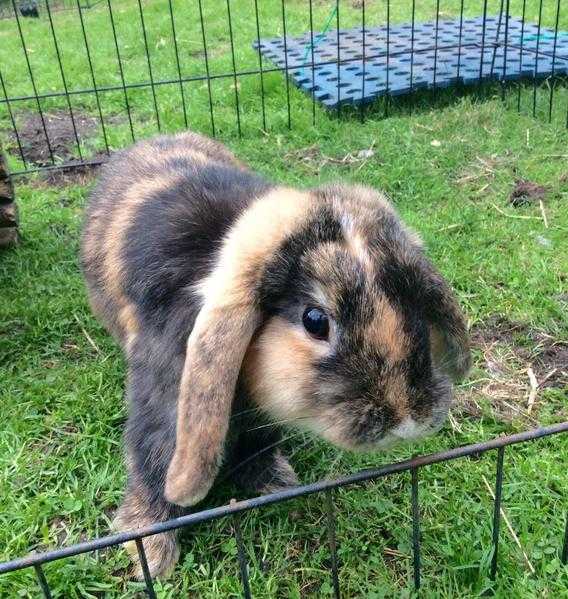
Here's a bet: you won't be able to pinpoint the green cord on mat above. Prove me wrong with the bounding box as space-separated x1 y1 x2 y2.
300 6 338 77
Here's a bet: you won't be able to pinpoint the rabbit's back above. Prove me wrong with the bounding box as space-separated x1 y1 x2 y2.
81 132 271 348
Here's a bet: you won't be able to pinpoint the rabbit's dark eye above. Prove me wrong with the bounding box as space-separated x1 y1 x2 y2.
302 307 329 340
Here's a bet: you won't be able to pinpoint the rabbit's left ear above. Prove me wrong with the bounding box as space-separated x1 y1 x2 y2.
164 189 309 507
419 261 471 382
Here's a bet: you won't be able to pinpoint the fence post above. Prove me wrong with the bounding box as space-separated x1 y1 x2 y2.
0 149 18 248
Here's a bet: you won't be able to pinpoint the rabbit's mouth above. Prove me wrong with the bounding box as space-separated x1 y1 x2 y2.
390 414 446 442
310 398 451 452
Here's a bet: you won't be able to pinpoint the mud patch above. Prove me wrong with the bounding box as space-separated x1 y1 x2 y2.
455 316 567 425
509 178 548 207
10 110 97 165
5 110 114 185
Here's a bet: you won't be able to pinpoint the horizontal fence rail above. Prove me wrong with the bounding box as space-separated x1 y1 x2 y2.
1 422 567 597
0 0 567 177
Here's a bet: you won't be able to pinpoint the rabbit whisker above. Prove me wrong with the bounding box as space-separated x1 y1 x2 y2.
244 415 312 433
230 406 264 420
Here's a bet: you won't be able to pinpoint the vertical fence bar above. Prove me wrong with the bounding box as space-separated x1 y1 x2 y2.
411 467 421 591
33 564 52 599
0 69 26 168
45 0 83 160
325 489 341 599
548 0 561 123
360 0 366 122
501 0 510 102
490 446 505 580
11 0 55 164
335 0 341 118
308 0 316 126
233 512 252 599
478 0 488 89
226 0 242 137
560 513 568 565
562 513 568 564
409 0 415 115
532 0 544 118
135 538 157 599
456 0 464 84
253 0 267 131
384 0 390 117
197 0 215 137
168 0 188 129
136 0 161 131
76 0 110 155
516 0 527 112
107 0 135 141
280 0 291 129
489 0 505 79
433 0 440 91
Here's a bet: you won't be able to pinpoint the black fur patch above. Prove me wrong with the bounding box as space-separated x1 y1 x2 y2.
122 165 272 332
258 205 343 313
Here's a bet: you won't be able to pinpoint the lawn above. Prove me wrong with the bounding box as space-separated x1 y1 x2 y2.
1 0 568 597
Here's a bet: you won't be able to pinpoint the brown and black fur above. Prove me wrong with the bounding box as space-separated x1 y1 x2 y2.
81 131 470 578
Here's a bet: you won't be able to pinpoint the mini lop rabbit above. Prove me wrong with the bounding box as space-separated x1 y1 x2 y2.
81 131 470 578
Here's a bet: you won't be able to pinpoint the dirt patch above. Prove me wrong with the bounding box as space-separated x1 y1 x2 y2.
5 110 114 186
509 178 548 207
455 316 567 425
10 110 97 166
470 316 567 388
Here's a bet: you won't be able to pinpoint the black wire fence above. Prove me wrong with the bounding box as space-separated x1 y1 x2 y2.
0 0 567 177
0 423 567 598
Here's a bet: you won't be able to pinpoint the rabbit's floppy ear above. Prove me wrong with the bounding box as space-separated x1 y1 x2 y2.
381 246 471 383
418 260 471 382
164 188 310 507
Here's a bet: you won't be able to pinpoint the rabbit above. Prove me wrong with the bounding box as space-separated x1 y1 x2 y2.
80 131 470 579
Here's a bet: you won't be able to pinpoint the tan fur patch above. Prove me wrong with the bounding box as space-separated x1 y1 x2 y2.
384 375 411 421
243 316 326 423
128 145 209 171
114 519 179 580
366 296 408 362
166 188 315 506
197 187 311 304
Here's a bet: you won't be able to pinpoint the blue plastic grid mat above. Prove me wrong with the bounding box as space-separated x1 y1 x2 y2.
254 16 568 108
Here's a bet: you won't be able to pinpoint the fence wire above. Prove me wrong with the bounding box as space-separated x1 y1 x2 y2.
0 422 567 597
0 0 566 177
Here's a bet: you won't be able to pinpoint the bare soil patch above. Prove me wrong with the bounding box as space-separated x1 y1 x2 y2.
509 179 548 207
455 316 567 425
11 110 97 166
5 110 113 185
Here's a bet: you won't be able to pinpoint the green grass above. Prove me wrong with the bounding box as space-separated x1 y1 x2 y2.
1 0 568 597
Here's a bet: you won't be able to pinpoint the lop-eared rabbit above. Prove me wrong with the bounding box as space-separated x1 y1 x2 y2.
81 132 470 578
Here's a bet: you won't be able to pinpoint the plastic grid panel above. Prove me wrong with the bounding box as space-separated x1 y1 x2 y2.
255 16 568 108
